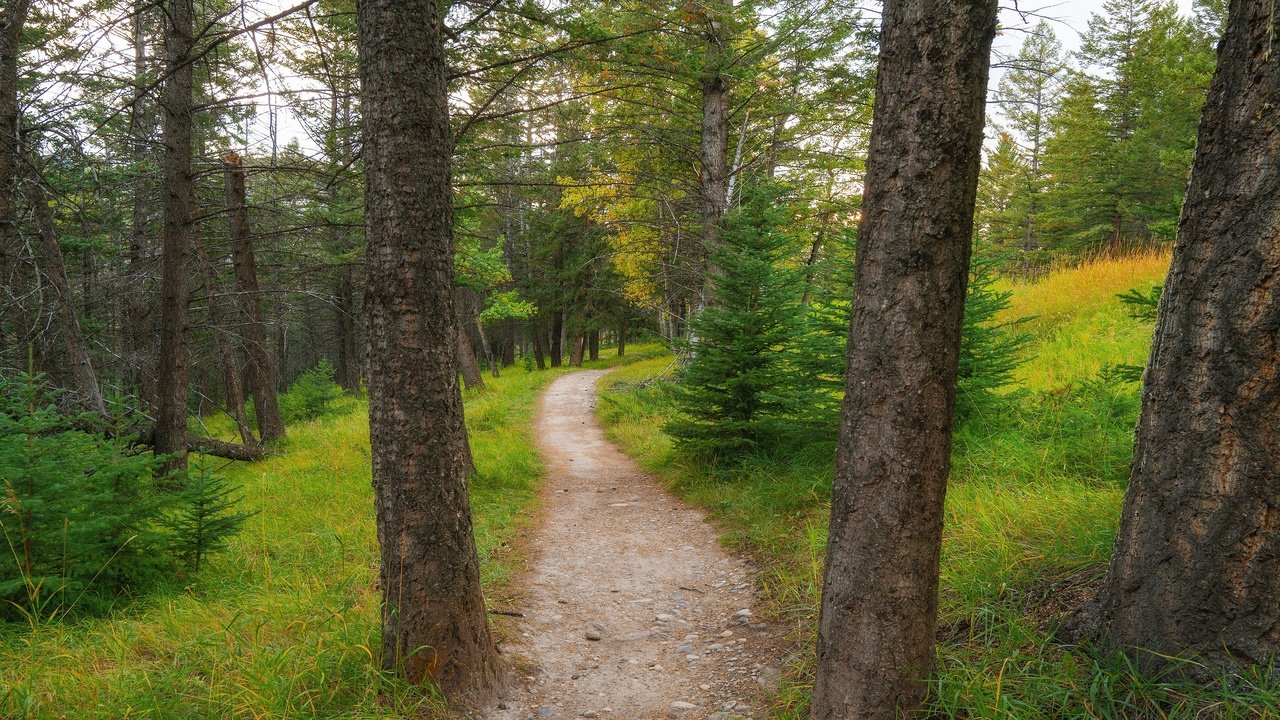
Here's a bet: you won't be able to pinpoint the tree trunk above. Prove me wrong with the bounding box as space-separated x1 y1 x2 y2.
0 0 30 363
810 2 997 718
456 321 485 391
335 264 360 391
28 172 106 415
125 0 156 408
588 329 600 361
225 152 285 442
1072 0 1280 671
356 0 501 703
617 320 626 357
532 320 547 370
154 0 196 474
195 223 254 445
699 64 729 308
570 334 585 367
549 311 563 367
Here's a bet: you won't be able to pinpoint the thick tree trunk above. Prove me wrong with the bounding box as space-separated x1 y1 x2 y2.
357 0 501 703
699 72 729 306
617 320 626 357
569 334 585 367
456 321 485 391
195 225 254 446
154 0 196 473
28 174 106 415
1073 0 1280 671
588 329 600 362
810 2 996 718
225 152 285 441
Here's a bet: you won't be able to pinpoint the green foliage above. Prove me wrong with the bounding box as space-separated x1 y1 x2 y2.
957 264 1032 417
479 290 538 324
278 360 344 424
666 188 802 457
1117 284 1162 321
164 470 256 572
0 371 171 620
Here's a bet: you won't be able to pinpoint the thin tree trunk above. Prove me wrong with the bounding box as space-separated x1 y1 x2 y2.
475 314 499 379
617 319 626 357
1071 0 1280 671
549 311 563 367
154 0 196 473
570 334 585 367
357 0 501 703
588 329 599 361
456 321 485 390
699 51 730 308
28 173 106 415
125 0 156 408
532 319 547 369
225 152 284 441
810 2 997 718
194 224 253 445
335 265 360 391
0 0 30 363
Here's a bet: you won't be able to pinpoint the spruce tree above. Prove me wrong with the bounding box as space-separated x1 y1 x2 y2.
667 185 802 458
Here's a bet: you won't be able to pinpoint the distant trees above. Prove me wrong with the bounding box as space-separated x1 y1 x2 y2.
1075 0 1280 671
810 2 997 720
977 0 1221 266
356 0 501 703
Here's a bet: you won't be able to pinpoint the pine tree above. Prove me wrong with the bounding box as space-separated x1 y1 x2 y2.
667 185 802 458
975 132 1031 259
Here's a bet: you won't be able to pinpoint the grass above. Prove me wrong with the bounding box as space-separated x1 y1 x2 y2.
0 344 663 719
598 254 1280 718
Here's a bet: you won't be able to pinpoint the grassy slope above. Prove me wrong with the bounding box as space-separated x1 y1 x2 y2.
599 254 1280 719
0 346 660 719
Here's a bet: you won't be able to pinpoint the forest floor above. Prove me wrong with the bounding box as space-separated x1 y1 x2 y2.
488 370 786 720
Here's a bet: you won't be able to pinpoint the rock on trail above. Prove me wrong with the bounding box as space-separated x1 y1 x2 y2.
485 370 784 720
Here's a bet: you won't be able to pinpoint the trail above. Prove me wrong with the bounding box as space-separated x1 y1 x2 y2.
487 370 784 720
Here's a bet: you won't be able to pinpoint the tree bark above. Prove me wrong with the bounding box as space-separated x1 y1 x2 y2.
357 0 502 703
1072 0 1280 671
456 321 485 391
225 152 285 442
617 320 626 357
699 26 730 307
588 329 600 361
549 311 563 367
532 319 547 369
810 2 997 718
569 334 585 367
125 0 156 407
28 172 106 415
0 0 30 362
154 0 196 473
335 264 360 391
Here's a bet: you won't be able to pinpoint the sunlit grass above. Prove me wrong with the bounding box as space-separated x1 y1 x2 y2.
598 255 1279 718
0 344 663 719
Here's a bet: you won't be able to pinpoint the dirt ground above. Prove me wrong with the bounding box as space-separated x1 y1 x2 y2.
485 370 785 720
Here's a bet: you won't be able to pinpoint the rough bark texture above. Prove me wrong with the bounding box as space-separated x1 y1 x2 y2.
154 0 196 473
0 0 29 358
699 65 729 305
28 174 105 415
457 322 485 391
125 0 156 408
225 152 285 442
357 0 502 704
1076 0 1280 670
810 2 997 718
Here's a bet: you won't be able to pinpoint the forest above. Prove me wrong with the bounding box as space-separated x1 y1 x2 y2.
1 0 1277 718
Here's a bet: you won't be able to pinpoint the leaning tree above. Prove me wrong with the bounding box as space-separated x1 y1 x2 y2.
810 1 997 718
1074 0 1280 670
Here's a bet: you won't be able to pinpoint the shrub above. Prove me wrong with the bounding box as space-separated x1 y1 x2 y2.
0 371 250 621
278 360 344 424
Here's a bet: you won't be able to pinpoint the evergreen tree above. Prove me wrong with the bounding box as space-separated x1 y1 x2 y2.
667 186 802 458
975 132 1031 259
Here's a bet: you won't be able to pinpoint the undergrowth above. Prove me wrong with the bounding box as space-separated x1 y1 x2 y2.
597 255 1280 718
0 344 662 719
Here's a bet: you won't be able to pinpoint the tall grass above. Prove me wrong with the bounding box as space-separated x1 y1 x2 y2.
0 346 661 719
599 256 1280 718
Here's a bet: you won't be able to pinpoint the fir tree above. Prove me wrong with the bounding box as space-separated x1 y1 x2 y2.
667 185 802 458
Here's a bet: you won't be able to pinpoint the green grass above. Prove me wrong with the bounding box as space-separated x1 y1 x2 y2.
0 344 663 719
598 257 1280 718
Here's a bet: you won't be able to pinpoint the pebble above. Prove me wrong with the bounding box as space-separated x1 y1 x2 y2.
719 630 734 637
733 609 753 618
671 701 698 711
655 613 675 622
699 683 711 690
585 631 602 641
675 644 694 654
538 707 553 717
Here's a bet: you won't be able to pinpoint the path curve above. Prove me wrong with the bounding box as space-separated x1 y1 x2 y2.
488 370 782 720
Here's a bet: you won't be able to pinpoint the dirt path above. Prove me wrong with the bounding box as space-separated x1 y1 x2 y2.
487 370 783 720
